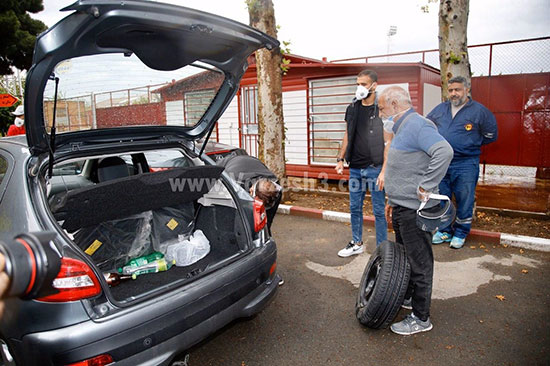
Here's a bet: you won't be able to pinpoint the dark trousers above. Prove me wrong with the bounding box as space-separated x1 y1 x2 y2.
392 205 434 321
266 192 282 231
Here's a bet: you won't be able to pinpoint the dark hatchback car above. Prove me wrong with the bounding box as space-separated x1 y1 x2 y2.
0 1 279 365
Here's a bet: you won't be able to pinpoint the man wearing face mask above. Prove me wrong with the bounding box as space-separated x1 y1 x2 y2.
335 70 392 257
426 76 498 249
381 86 453 335
7 105 26 136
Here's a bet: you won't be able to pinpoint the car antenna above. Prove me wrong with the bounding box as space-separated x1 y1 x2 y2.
48 73 60 178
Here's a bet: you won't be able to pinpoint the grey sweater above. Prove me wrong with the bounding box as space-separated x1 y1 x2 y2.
385 109 454 210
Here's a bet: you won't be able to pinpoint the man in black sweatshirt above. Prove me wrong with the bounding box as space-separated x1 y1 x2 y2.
217 154 282 230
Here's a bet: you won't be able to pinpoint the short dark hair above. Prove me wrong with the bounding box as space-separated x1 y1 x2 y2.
448 75 470 88
357 69 378 83
255 179 280 209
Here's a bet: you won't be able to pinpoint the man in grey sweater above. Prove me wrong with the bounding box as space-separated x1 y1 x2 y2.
380 86 453 336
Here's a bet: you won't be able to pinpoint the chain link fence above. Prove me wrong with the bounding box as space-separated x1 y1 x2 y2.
339 37 550 76
332 37 550 178
94 85 163 109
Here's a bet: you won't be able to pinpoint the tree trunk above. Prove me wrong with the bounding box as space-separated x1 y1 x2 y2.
247 0 286 181
438 0 471 100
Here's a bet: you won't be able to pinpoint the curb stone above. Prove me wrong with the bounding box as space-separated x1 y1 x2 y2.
277 204 550 252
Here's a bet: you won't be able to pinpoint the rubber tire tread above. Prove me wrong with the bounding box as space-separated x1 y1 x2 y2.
355 240 410 329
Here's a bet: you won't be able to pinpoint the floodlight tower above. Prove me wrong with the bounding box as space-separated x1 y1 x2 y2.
387 25 397 62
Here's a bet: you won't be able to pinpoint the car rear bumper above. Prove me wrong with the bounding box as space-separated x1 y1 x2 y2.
10 243 279 365
119 273 280 366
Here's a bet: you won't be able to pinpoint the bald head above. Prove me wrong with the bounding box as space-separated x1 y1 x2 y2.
379 86 412 108
378 86 412 119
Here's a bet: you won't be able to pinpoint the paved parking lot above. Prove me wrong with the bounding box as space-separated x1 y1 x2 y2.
183 215 550 366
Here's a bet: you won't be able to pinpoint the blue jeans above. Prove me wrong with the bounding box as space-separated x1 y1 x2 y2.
349 166 387 246
438 159 479 239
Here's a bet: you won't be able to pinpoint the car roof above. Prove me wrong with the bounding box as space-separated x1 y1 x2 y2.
0 135 28 147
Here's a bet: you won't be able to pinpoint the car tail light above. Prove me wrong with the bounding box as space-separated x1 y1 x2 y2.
206 149 231 156
149 167 170 172
253 198 267 232
37 257 101 302
269 261 277 276
65 354 113 366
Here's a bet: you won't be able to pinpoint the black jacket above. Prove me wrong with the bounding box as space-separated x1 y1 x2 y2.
344 100 385 167
217 155 277 190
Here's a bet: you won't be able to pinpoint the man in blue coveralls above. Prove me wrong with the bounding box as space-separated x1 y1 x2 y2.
426 76 498 249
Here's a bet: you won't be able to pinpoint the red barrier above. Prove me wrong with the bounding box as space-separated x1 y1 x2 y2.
473 73 550 168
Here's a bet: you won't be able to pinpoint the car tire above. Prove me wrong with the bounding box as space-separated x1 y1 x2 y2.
355 240 410 329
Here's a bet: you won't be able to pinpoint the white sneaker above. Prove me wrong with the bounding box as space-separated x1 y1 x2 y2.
338 241 364 257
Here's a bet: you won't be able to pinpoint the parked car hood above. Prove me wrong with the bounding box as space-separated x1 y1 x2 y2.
25 0 278 155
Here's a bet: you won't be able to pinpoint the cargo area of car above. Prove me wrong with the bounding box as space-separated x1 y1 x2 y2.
104 204 248 301
45 149 251 301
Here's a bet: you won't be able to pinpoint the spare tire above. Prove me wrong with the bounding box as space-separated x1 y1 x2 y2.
355 240 410 329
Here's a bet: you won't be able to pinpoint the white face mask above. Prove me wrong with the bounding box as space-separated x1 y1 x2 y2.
355 85 372 100
382 116 394 133
14 117 24 127
381 109 407 133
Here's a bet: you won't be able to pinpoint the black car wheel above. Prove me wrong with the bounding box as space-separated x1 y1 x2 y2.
355 240 410 329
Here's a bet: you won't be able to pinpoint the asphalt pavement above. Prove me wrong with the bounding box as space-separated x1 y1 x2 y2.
182 214 550 366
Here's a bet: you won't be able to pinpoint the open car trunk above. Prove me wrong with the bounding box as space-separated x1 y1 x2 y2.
48 153 251 302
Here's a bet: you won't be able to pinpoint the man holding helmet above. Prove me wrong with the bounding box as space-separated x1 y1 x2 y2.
380 86 454 336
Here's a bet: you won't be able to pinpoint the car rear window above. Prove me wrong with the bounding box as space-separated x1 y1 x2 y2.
42 54 224 134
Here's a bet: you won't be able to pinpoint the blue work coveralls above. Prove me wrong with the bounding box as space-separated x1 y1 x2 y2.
426 98 498 239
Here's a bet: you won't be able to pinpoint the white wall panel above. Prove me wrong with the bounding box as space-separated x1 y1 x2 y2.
217 97 239 146
165 100 184 126
283 90 307 165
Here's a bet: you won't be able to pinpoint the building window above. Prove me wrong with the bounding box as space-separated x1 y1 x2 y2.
308 76 355 164
184 89 218 141
184 89 215 126
240 86 259 157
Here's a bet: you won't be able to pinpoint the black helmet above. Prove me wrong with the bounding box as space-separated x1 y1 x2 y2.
416 193 456 232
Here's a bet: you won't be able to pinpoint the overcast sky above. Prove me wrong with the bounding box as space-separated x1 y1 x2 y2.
34 0 550 62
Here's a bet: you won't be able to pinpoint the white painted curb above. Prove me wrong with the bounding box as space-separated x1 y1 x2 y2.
322 210 351 223
278 204 550 252
500 233 550 252
277 204 291 215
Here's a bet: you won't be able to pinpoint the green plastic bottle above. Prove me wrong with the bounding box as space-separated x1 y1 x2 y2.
123 258 176 278
118 252 164 274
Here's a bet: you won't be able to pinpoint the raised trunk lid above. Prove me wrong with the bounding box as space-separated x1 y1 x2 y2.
25 0 278 155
